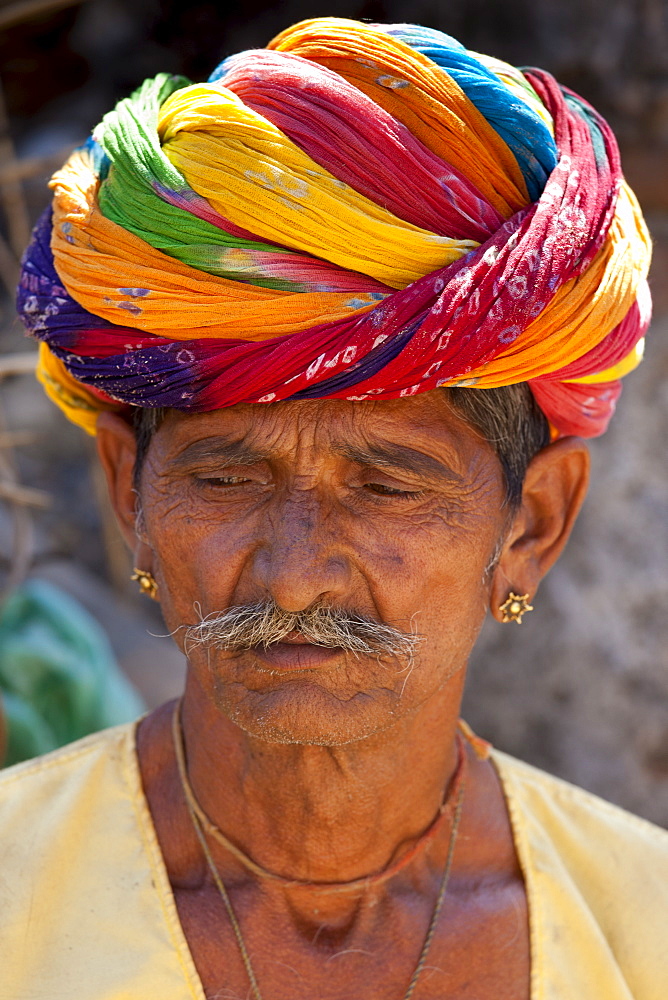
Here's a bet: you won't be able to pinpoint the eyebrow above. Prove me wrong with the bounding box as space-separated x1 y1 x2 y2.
168 435 463 485
335 442 463 485
169 438 269 469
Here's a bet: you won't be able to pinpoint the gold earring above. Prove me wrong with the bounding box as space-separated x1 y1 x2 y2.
499 592 534 624
131 568 158 600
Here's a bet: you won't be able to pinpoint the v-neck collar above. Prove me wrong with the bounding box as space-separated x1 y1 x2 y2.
126 722 539 1000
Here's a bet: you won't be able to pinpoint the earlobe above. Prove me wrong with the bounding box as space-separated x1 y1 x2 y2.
490 437 590 621
95 412 144 552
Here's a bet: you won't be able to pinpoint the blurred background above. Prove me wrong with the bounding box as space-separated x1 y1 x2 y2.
0 0 666 823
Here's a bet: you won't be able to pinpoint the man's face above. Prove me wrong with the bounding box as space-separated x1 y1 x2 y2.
137 391 508 745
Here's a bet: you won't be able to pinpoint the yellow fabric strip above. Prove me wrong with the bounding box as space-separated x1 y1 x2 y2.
158 84 479 290
50 151 385 338
36 343 110 434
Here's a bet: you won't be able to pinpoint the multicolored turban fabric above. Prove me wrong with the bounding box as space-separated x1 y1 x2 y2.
17 18 652 437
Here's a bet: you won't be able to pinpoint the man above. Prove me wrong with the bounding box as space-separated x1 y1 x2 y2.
4 17 667 999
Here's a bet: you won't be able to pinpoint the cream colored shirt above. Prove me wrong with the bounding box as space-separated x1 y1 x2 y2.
0 723 666 999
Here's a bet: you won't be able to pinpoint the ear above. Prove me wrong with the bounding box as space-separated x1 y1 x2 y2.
489 437 590 621
95 412 149 559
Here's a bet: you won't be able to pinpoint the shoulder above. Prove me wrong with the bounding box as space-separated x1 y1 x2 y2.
0 722 205 999
0 721 137 787
491 747 668 854
492 749 668 998
0 722 145 936
0 722 139 830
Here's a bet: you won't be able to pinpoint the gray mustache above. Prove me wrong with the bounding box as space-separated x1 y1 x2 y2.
183 600 422 660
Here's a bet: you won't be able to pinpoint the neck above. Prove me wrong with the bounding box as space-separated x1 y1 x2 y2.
178 671 465 887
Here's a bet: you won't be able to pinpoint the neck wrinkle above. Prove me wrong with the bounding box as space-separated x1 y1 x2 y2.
178 677 464 888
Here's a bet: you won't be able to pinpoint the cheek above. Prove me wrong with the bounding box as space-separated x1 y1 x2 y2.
142 489 259 629
361 498 497 589
360 507 499 662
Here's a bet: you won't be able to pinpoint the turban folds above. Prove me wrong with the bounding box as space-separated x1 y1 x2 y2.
17 18 651 437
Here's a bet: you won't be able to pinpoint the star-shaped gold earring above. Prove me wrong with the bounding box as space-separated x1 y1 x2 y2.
499 592 534 624
131 567 158 600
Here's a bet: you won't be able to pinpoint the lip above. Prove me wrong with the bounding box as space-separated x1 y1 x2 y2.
250 642 343 671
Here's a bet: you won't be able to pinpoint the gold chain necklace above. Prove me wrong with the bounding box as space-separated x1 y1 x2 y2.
172 699 465 1000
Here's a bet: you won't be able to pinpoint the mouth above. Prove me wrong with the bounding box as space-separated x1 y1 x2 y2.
249 631 345 671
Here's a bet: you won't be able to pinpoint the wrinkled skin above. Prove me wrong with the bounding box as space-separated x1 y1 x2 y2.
98 391 588 1000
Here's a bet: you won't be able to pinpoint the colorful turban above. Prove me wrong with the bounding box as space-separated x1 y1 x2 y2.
17 18 652 437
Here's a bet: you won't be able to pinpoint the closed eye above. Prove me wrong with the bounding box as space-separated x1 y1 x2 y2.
364 482 426 499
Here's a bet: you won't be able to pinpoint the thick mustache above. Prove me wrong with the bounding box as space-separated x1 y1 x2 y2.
182 600 422 660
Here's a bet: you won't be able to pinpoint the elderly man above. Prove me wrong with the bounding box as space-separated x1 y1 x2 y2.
4 16 667 1000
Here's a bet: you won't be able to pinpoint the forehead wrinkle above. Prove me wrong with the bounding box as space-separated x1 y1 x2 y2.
334 441 464 485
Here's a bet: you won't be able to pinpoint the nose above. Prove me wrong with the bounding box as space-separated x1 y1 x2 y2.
249 491 352 613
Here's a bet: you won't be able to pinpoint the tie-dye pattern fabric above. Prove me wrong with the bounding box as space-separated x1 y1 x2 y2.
16 17 651 436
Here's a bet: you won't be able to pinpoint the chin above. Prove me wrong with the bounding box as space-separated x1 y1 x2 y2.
210 676 407 747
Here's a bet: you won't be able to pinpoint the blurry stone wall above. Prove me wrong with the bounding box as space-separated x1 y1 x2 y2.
0 0 666 824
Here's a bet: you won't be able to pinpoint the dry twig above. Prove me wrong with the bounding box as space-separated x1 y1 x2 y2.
0 480 49 508
0 352 37 377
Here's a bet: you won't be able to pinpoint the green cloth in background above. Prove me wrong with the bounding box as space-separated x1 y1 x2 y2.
0 578 145 767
